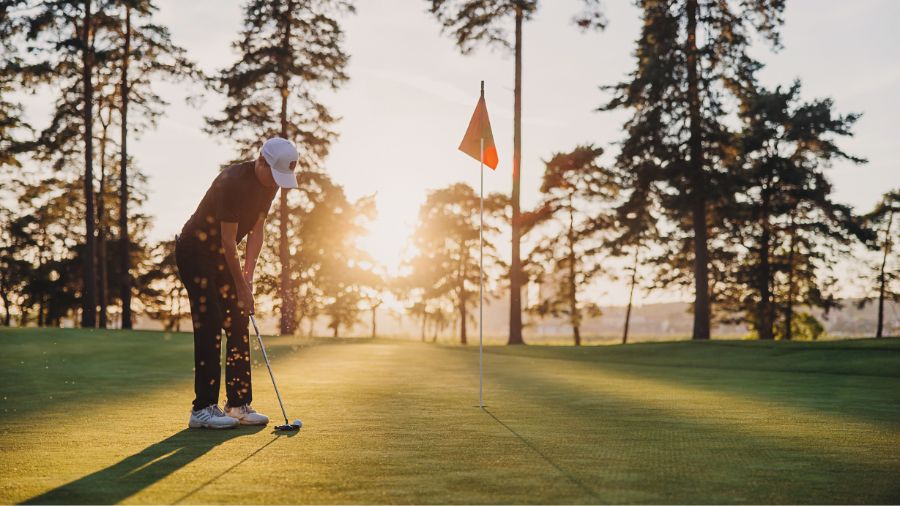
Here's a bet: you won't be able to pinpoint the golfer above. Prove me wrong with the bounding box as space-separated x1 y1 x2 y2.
175 137 299 429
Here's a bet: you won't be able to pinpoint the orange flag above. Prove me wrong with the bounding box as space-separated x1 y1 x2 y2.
458 86 499 170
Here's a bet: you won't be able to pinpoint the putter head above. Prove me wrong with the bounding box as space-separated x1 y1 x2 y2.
275 423 300 431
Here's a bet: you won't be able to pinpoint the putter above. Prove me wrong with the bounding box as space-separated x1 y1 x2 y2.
249 314 302 431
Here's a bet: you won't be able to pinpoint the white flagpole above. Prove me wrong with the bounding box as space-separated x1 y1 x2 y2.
479 138 484 409
479 80 485 409
479 135 484 409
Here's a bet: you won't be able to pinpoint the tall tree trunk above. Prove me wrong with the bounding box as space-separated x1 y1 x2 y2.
278 2 296 336
459 244 468 345
36 251 45 326
460 289 467 345
278 191 294 335
757 185 773 340
685 0 710 340
0 283 10 326
784 211 796 341
97 101 111 329
507 3 525 345
876 205 893 338
97 133 108 328
119 4 132 329
622 246 639 344
80 0 97 328
421 309 427 342
567 197 579 346
371 303 378 338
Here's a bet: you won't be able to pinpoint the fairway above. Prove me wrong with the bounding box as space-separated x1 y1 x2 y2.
1 329 899 504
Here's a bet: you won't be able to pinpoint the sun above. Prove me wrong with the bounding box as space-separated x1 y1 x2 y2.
357 194 418 276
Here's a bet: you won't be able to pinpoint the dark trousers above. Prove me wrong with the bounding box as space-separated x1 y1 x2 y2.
175 236 252 411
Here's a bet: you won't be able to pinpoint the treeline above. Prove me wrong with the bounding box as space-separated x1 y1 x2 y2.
0 0 195 328
1 1 896 342
416 0 898 342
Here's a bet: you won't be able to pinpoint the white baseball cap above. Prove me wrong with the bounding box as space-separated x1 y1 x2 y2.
261 137 299 189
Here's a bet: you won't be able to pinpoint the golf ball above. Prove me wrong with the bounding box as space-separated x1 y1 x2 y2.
293 419 303 428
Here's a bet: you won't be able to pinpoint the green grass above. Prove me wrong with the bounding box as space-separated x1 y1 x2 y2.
1 329 899 504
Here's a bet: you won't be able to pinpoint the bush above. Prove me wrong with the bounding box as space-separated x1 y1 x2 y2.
775 312 825 341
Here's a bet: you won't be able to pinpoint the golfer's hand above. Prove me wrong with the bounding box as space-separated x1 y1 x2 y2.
237 283 255 315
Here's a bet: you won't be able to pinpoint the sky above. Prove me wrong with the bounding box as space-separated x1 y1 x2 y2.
15 0 900 307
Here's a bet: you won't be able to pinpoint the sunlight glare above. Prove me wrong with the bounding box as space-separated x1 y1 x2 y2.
358 194 418 276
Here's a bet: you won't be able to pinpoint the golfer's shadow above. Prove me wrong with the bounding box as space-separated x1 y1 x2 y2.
21 426 265 505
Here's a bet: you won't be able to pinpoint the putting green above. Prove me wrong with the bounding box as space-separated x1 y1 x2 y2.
1 328 899 504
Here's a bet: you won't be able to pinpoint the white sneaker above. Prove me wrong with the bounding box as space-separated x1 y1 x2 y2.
188 404 239 429
225 404 270 426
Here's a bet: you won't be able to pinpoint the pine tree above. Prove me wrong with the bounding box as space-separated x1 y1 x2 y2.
396 255 444 342
427 0 606 345
0 1 33 169
0 73 33 328
309 187 377 338
205 0 353 336
528 145 616 345
603 0 784 340
112 0 197 328
139 239 189 331
14 0 125 327
0 4 35 329
2 159 155 328
771 200 863 341
861 190 899 338
10 0 194 328
722 80 866 340
404 183 507 344
0 210 33 326
603 142 662 345
6 172 86 326
94 64 118 328
249 175 377 337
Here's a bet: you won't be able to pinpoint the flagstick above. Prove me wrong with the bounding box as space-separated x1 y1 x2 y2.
479 136 484 409
479 80 485 409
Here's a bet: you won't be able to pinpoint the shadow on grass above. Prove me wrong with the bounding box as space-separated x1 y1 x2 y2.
473 339 900 378
0 329 311 423
485 358 900 504
172 428 300 504
445 341 900 427
21 426 266 505
482 407 604 502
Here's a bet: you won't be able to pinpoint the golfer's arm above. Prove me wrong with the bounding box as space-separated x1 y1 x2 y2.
220 222 247 291
243 216 265 282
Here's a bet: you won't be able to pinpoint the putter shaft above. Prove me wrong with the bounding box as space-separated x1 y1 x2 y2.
250 315 291 425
